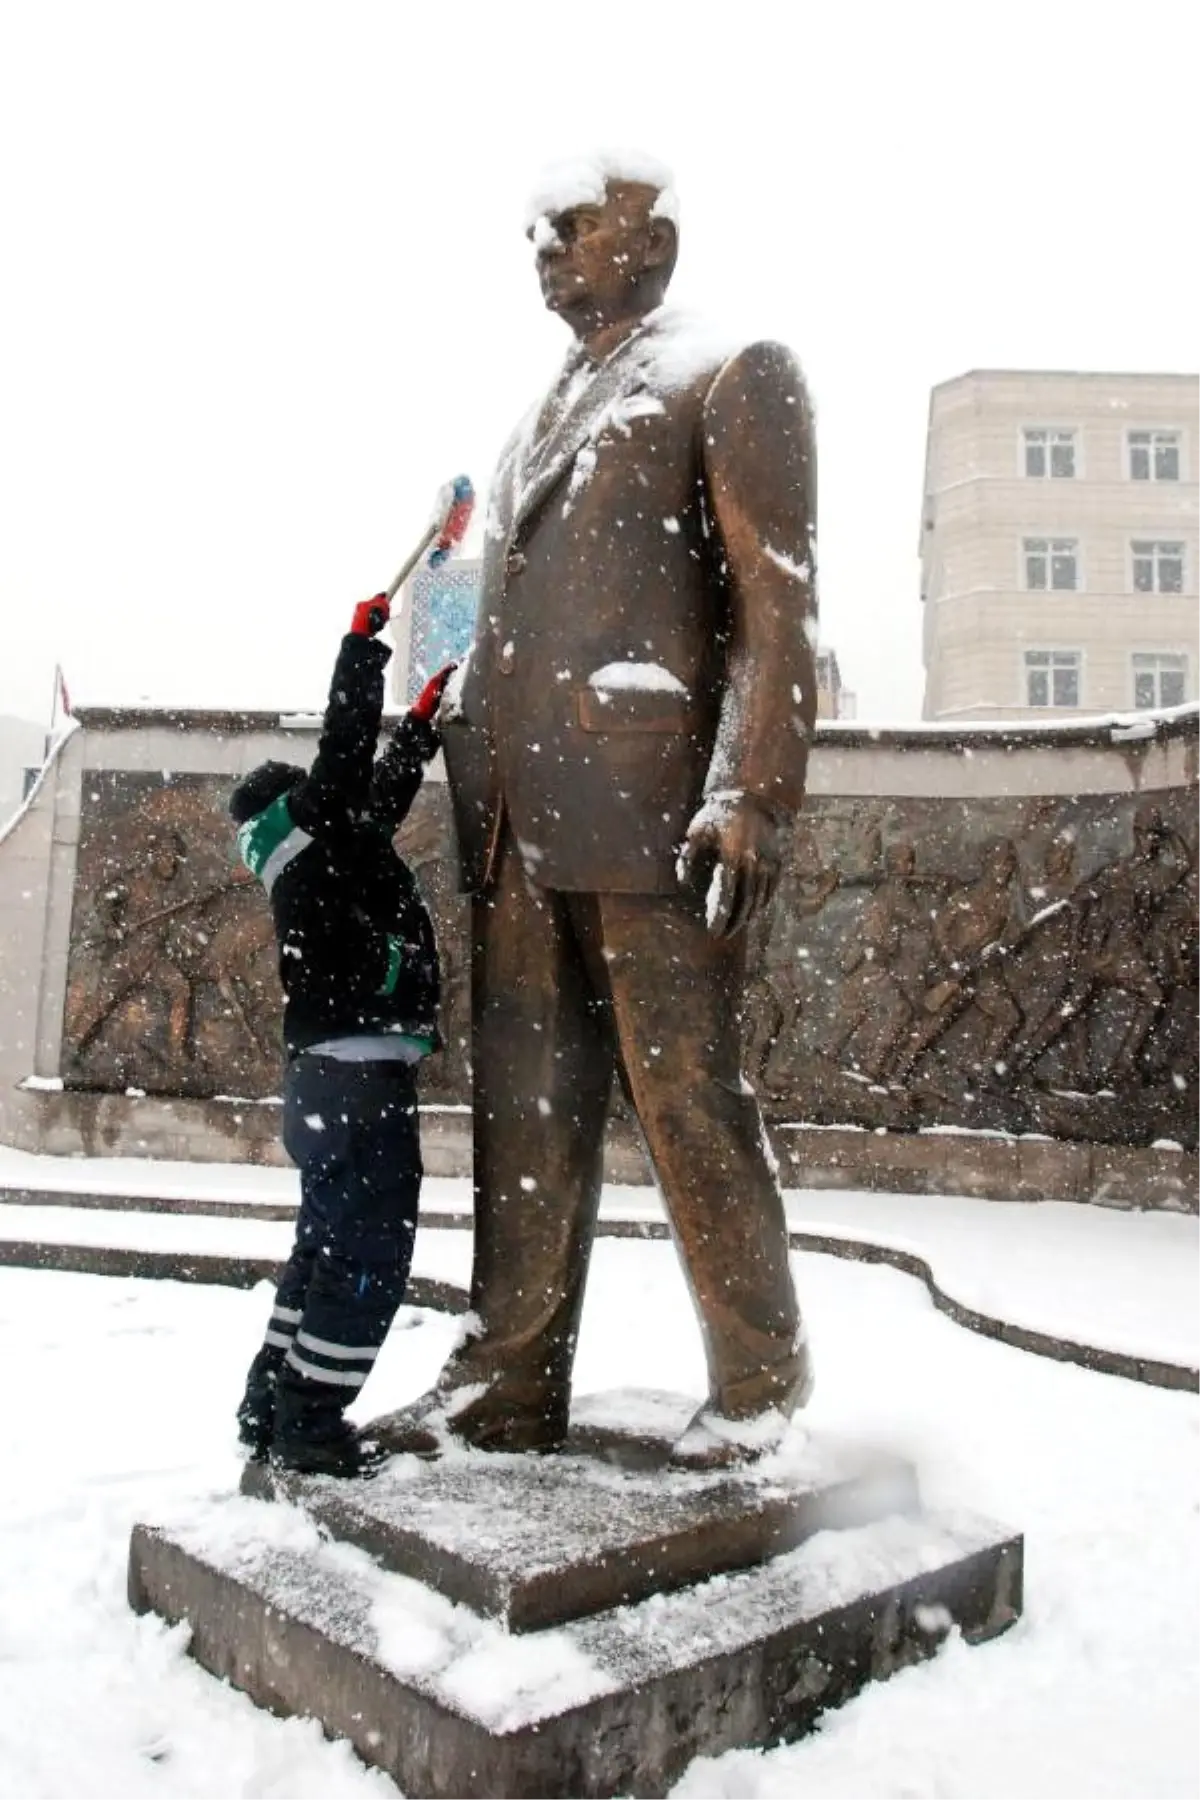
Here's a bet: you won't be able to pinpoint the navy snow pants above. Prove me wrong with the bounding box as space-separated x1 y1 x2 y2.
242 1055 422 1440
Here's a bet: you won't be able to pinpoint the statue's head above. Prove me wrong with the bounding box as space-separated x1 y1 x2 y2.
1044 832 1076 883
1132 801 1166 854
982 836 1018 883
524 152 679 335
884 841 916 880
144 827 186 881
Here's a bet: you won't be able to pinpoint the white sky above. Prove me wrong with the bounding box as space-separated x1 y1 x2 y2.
1 0 1196 728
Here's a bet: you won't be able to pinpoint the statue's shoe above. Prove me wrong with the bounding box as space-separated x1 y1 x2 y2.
370 1384 568 1458
668 1403 796 1471
669 1348 815 1472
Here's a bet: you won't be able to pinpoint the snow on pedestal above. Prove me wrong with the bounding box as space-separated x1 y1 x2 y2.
129 1483 1014 1792
129 1392 1021 1798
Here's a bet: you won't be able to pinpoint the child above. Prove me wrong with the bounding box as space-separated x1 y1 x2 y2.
229 591 453 1477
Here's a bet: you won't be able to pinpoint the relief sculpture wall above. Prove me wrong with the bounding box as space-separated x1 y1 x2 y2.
61 772 470 1105
56 737 1197 1156
63 772 281 1099
744 788 1196 1149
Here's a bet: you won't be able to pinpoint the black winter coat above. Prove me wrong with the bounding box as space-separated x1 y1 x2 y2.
237 634 441 1060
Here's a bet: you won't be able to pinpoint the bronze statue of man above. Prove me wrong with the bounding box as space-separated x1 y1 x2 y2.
377 154 819 1466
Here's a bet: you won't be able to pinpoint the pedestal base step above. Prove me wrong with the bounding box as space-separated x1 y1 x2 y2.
129 1492 1021 1799
241 1393 919 1631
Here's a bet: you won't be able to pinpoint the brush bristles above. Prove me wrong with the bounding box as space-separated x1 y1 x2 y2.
428 475 476 567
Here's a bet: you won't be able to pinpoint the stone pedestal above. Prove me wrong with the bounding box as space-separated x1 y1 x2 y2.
128 1392 1023 1798
241 1391 919 1631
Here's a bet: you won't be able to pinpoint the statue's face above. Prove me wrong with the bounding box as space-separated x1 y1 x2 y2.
1133 804 1164 855
984 840 1017 882
1045 837 1074 882
147 833 181 881
531 180 666 323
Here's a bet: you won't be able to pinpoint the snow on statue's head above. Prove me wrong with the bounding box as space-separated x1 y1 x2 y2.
523 150 680 333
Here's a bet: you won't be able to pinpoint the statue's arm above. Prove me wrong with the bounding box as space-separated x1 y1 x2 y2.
676 343 818 937
700 340 818 817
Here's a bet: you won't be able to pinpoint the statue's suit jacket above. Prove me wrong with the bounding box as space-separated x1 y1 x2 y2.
442 308 818 897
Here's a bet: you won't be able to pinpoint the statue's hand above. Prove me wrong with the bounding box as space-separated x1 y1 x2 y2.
677 791 786 938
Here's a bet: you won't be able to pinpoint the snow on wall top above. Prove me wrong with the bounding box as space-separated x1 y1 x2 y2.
523 150 680 232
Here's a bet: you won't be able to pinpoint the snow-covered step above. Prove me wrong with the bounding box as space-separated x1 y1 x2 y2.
0 1177 1195 1389
0 1204 472 1306
0 1145 662 1227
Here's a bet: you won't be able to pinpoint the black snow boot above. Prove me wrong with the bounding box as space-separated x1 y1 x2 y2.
236 1344 286 1457
270 1374 385 1479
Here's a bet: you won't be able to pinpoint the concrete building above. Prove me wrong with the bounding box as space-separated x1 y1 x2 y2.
920 370 1198 720
816 648 857 720
0 714 49 825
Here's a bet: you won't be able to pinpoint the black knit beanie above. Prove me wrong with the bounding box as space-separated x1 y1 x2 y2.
228 761 303 825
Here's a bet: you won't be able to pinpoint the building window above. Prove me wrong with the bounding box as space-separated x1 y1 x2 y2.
1024 537 1079 591
1132 653 1187 710
405 562 481 700
1025 650 1081 709
1128 430 1180 481
1131 540 1184 594
1023 428 1077 478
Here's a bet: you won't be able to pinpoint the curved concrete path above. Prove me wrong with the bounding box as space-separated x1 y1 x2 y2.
1 1168 1195 1393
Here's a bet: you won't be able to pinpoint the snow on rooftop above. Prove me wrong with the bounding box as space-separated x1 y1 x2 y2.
815 699 1200 740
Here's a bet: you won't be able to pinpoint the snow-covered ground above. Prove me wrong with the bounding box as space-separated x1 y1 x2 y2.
784 1186 1199 1372
1 1234 1197 1799
2 1144 1196 1372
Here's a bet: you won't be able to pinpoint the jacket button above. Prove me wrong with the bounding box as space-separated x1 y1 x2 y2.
498 638 516 674
506 550 527 578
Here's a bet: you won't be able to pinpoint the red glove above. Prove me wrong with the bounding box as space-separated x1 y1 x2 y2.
411 664 458 723
351 593 390 637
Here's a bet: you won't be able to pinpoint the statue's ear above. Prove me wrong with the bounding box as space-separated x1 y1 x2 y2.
645 216 677 272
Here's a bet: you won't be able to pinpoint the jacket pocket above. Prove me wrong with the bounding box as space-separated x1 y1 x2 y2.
576 684 694 735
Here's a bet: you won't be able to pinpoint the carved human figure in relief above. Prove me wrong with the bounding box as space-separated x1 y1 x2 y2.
744 823 839 1096
1009 803 1191 1084
895 837 1025 1079
67 827 196 1069
828 839 934 1083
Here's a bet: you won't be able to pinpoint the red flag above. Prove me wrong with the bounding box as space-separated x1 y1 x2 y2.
55 664 73 720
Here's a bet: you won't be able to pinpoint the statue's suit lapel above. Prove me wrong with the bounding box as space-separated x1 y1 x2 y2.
510 329 656 539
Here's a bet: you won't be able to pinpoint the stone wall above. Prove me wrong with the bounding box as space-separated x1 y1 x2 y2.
0 705 1194 1203
746 783 1195 1148
57 762 466 1111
